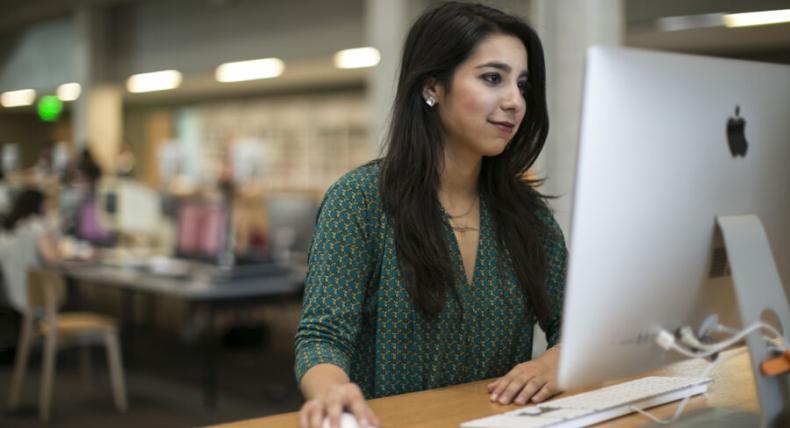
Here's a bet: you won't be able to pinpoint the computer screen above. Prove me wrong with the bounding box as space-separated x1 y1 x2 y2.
97 180 162 235
176 198 228 261
557 46 790 390
266 195 319 260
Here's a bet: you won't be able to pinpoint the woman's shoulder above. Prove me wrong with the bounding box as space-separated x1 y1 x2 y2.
532 202 565 249
324 159 382 204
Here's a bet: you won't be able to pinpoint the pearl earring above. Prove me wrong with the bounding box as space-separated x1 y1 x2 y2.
425 96 436 107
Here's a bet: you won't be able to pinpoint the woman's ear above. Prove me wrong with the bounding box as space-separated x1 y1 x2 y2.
422 78 442 107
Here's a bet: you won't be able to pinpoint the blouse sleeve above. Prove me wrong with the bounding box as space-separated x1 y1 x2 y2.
538 211 568 347
294 176 375 384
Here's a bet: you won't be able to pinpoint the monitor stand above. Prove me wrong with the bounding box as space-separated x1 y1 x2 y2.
714 214 790 428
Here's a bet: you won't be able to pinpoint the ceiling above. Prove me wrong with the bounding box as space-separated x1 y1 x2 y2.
0 0 134 34
624 0 790 63
2 0 789 59
1 0 788 106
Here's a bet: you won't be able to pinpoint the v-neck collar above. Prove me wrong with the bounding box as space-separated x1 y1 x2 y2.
439 197 487 289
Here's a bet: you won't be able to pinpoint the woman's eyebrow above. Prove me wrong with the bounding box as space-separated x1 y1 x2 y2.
475 61 529 77
475 61 512 72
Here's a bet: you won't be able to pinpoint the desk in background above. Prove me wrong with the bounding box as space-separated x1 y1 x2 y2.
60 260 304 409
213 348 756 428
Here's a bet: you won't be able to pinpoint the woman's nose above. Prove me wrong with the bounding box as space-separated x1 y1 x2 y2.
501 84 525 112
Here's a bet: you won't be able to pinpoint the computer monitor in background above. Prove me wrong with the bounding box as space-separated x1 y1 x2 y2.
97 180 162 235
175 198 228 261
266 195 318 263
558 46 790 392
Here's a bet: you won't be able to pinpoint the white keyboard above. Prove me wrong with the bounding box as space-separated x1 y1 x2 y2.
460 376 712 428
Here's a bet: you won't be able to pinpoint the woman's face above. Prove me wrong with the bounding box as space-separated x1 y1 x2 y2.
429 33 528 159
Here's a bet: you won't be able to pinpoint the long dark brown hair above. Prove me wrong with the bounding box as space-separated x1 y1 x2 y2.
380 2 554 323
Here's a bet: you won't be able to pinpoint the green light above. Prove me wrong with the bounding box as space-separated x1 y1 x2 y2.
37 95 63 122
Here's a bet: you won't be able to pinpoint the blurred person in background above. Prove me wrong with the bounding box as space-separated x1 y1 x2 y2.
74 146 103 188
0 155 12 361
295 3 567 428
32 141 55 182
0 188 62 315
59 147 113 245
115 142 136 178
0 159 9 217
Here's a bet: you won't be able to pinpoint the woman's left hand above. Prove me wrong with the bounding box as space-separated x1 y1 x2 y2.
486 346 561 405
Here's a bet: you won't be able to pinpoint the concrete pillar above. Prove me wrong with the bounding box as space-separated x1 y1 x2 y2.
530 0 624 234
73 5 122 173
85 85 123 173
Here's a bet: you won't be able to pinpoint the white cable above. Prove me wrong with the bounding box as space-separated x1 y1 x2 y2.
766 337 787 353
657 322 785 359
713 324 741 335
637 321 786 425
717 322 785 343
678 326 707 350
680 323 786 353
629 348 747 425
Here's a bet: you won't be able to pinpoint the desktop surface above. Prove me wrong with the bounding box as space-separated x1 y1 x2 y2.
211 348 756 428
77 243 291 281
60 257 302 301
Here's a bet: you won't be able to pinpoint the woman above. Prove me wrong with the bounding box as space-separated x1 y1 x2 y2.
295 3 566 427
0 189 61 313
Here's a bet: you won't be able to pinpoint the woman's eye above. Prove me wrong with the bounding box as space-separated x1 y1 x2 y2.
482 73 502 84
518 79 531 93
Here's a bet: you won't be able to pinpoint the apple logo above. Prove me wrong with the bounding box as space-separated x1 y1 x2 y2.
726 105 748 157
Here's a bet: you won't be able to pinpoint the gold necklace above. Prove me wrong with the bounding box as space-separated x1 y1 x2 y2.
448 197 479 237
451 223 479 236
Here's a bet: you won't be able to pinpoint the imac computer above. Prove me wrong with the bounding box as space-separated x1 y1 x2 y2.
555 47 790 424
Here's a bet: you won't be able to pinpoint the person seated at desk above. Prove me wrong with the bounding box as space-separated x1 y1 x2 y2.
0 189 62 313
295 3 567 428
60 147 115 245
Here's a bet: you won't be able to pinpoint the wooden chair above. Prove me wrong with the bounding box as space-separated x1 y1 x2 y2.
7 267 127 422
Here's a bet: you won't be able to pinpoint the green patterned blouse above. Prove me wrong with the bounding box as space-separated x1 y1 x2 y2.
295 161 567 399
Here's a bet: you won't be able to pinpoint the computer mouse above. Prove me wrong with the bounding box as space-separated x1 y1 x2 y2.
321 412 361 428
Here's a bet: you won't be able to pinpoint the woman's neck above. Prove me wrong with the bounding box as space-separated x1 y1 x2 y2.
438 145 481 208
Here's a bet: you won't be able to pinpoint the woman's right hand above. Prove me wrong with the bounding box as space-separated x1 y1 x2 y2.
299 382 380 428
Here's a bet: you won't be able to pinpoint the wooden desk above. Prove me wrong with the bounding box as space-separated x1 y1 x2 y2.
214 348 757 428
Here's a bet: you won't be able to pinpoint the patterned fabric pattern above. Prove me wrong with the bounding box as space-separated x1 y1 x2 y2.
295 161 567 398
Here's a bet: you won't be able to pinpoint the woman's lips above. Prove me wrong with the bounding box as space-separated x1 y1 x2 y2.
490 120 515 133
